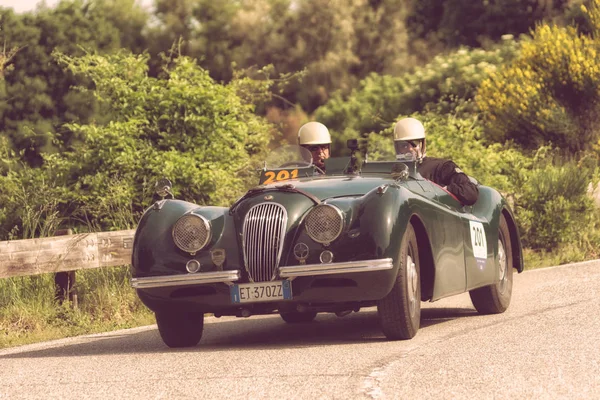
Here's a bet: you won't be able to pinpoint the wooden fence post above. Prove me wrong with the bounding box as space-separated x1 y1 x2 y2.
54 229 78 309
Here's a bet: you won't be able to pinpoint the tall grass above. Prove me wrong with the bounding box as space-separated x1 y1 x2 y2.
0 170 154 349
0 267 154 349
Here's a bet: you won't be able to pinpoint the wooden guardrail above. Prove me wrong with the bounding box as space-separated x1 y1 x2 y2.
0 229 136 279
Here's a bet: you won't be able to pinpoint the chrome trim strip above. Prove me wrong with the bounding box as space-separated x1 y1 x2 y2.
131 270 240 289
279 258 393 277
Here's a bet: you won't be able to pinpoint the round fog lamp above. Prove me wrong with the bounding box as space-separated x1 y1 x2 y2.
186 259 201 273
320 250 334 264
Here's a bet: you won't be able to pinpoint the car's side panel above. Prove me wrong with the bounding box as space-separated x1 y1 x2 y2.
463 186 505 290
425 184 481 297
402 180 467 300
423 182 509 292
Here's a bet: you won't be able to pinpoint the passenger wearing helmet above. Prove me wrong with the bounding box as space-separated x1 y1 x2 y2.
297 121 331 172
393 117 479 206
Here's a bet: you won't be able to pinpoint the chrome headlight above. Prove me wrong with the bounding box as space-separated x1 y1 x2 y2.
305 204 344 245
172 214 211 255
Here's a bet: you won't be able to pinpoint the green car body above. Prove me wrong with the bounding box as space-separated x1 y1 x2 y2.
132 155 523 347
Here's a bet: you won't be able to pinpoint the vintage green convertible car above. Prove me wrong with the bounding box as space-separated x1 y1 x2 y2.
131 142 523 348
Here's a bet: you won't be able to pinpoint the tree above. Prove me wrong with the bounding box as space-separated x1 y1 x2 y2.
146 0 413 113
146 0 199 62
352 0 413 77
407 0 571 48
0 23 19 81
87 0 149 54
0 0 148 166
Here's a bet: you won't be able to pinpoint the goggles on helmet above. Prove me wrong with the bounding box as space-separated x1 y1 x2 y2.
305 144 330 152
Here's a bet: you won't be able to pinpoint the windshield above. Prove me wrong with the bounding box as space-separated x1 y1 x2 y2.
365 136 417 162
264 145 313 170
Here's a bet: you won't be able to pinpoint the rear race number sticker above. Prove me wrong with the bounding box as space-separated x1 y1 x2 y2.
469 221 487 268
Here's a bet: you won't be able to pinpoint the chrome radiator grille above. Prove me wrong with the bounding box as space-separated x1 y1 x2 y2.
242 203 288 282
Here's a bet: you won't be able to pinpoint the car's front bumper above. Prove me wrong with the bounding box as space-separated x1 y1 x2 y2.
131 258 393 289
131 270 241 289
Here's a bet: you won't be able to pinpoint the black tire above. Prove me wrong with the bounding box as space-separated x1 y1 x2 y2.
377 223 421 340
155 311 204 348
469 214 513 314
280 311 318 323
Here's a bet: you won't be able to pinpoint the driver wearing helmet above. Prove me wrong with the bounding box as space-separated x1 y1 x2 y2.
297 121 331 172
393 117 479 206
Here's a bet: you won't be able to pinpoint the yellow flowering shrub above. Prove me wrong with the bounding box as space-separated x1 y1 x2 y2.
476 1 600 153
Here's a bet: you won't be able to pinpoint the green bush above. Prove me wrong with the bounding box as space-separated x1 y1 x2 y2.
514 157 600 251
0 51 277 237
44 51 274 231
0 142 64 240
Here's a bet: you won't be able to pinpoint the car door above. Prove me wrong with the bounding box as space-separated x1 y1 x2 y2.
425 180 494 291
407 179 467 300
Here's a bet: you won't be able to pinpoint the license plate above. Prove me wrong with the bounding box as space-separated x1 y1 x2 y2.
230 280 292 304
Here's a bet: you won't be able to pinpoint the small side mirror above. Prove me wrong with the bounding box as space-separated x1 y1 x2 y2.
347 139 358 151
155 178 173 199
391 163 409 181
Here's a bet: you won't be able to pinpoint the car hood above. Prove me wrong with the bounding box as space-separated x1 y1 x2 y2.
263 175 391 201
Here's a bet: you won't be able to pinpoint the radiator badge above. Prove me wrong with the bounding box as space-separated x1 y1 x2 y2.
293 242 309 264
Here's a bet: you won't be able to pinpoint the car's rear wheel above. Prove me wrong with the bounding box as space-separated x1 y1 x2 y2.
155 311 204 348
280 311 318 323
469 214 513 314
377 223 421 340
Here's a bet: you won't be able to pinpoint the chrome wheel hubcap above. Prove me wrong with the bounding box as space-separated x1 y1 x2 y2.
407 254 418 316
498 239 507 293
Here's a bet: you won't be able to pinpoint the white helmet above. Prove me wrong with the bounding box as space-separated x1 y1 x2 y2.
298 122 332 146
393 117 426 161
394 117 425 141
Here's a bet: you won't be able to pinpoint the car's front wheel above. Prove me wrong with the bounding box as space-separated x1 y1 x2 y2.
280 311 318 323
469 214 513 314
155 311 204 348
377 223 421 340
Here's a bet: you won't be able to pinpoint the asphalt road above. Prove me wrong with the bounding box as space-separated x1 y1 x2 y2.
1 260 599 399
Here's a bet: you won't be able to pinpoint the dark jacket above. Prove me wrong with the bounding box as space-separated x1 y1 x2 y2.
418 157 479 206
